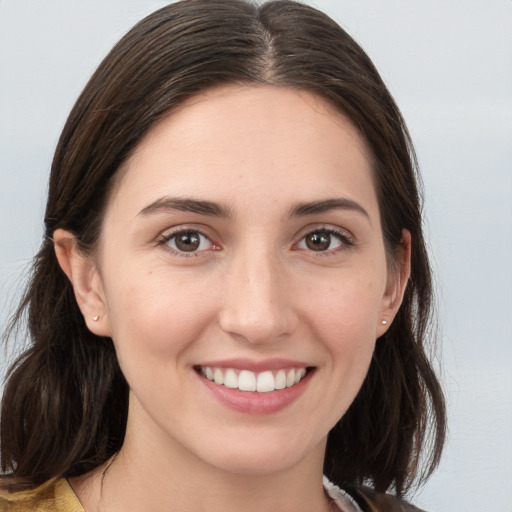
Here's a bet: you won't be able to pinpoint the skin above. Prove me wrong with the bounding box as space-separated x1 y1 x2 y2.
55 85 410 512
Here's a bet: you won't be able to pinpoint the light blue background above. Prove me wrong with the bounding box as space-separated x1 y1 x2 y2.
1 2 511 510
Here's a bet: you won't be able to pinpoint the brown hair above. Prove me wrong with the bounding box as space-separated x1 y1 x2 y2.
1 0 445 497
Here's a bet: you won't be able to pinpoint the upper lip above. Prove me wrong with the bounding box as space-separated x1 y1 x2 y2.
195 358 311 373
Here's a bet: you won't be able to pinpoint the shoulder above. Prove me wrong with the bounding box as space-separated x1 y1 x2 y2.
352 486 427 512
0 478 84 512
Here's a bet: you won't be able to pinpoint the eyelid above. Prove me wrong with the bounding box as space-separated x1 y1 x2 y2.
293 225 355 253
155 223 354 258
157 226 220 256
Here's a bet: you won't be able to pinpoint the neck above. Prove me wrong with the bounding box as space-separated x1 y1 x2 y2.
72 406 332 512
108 435 330 512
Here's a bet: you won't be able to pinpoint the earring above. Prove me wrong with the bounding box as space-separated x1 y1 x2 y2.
381 320 388 325
92 315 100 322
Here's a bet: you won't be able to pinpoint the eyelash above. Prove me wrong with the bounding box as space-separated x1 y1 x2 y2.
157 226 354 257
157 228 216 257
294 227 354 255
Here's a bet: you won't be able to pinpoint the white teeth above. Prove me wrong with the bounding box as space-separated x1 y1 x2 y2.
213 368 224 385
238 370 256 391
286 369 295 388
200 366 308 393
275 369 286 390
296 367 306 383
256 371 275 393
224 369 238 389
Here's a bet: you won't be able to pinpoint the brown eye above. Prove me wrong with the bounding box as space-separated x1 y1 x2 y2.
175 232 200 252
305 232 330 251
165 230 212 253
299 229 345 252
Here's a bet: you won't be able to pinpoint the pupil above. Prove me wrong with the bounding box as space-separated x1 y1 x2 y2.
306 232 330 251
176 232 200 252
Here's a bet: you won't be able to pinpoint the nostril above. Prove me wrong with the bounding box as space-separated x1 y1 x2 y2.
218 308 297 345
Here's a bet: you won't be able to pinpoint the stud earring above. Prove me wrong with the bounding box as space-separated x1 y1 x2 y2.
381 320 388 325
92 315 100 322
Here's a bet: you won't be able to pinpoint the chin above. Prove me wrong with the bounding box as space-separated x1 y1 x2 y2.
192 430 325 477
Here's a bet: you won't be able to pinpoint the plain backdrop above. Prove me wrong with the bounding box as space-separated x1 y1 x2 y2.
1 2 511 511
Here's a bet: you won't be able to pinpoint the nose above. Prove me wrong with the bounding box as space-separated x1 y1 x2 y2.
218 247 297 345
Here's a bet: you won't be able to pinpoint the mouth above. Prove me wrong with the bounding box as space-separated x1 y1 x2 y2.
196 366 310 393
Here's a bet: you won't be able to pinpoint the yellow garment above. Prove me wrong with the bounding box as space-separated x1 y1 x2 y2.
0 477 423 512
0 478 84 512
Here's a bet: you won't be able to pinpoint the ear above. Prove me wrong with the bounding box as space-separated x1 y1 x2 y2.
376 229 412 338
53 229 111 337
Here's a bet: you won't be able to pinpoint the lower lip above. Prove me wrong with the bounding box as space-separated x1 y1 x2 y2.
197 369 313 415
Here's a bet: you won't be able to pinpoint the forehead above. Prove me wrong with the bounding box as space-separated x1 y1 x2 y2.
107 85 377 217
136 84 371 162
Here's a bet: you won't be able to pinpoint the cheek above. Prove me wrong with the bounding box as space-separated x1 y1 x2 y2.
307 273 384 340
304 275 383 387
103 267 216 371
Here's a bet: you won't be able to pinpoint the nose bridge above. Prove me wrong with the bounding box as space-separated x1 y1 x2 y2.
219 242 294 344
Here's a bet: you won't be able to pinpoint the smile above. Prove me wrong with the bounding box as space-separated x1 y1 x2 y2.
199 367 308 393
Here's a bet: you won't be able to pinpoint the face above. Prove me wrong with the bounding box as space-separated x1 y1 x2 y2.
78 86 405 475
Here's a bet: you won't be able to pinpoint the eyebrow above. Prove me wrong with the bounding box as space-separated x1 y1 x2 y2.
139 197 232 218
289 198 370 220
138 196 369 222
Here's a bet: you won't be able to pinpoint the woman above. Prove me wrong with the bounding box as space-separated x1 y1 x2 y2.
0 1 445 510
